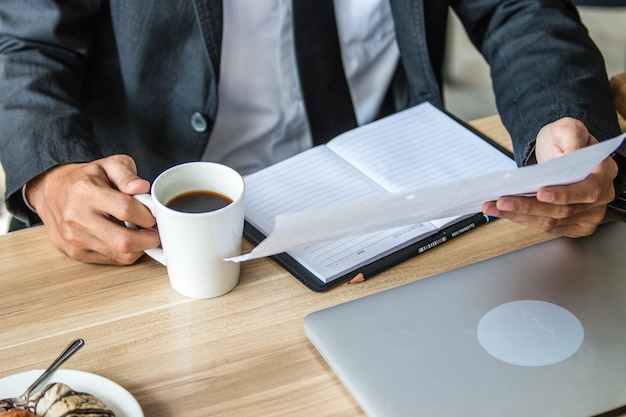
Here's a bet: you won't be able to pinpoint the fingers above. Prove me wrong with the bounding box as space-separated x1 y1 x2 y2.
93 180 157 230
84 155 155 229
482 196 606 237
25 155 161 265
486 118 618 238
100 154 151 195
482 158 616 237
56 220 158 265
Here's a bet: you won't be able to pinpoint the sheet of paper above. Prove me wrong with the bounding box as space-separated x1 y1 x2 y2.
243 103 515 238
228 134 624 262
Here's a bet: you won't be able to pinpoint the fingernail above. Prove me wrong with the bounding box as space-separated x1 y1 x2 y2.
498 200 514 211
538 191 555 203
128 178 145 187
484 206 499 217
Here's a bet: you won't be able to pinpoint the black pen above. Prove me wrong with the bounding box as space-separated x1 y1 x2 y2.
347 212 493 285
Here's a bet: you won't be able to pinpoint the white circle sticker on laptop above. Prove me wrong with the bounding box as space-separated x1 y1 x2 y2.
477 300 584 367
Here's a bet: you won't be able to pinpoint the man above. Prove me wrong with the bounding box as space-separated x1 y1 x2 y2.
0 0 623 265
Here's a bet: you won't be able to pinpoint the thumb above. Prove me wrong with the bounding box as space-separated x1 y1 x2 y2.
100 154 151 195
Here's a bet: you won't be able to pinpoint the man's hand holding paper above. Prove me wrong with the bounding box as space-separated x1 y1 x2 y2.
484 118 620 238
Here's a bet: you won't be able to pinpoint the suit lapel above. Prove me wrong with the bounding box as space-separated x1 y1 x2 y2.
191 0 223 80
388 0 444 107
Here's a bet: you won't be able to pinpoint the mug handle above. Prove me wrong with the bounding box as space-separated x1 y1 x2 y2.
125 193 167 265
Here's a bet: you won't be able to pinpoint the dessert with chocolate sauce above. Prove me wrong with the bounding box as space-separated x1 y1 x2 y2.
1 382 115 417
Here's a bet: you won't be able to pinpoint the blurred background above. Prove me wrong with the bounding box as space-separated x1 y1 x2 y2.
1 6 625 235
444 6 626 120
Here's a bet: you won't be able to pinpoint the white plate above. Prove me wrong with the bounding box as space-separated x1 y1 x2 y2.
0 369 144 417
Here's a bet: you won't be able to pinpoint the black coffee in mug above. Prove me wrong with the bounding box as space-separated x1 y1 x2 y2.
166 190 233 213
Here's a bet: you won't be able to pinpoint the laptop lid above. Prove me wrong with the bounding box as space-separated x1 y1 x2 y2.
304 221 626 417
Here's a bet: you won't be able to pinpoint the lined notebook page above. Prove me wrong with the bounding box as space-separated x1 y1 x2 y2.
244 146 388 238
243 102 515 282
244 140 438 282
328 103 515 193
287 222 436 281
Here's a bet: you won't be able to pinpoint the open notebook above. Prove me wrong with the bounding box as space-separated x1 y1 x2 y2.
242 103 516 291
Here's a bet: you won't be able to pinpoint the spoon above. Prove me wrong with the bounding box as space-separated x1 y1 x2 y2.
2 338 84 409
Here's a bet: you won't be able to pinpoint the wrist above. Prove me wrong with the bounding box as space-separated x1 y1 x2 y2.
6 187 41 227
22 184 38 214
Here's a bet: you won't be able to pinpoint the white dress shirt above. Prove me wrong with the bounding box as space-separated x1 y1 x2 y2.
202 0 400 175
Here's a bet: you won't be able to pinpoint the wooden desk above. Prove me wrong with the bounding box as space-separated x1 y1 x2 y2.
0 116 618 416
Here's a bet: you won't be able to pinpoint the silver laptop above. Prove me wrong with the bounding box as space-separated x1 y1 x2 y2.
305 221 626 417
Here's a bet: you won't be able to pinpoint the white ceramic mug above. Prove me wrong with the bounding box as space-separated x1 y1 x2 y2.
133 162 245 299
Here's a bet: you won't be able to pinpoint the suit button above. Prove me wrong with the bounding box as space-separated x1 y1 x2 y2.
190 112 208 132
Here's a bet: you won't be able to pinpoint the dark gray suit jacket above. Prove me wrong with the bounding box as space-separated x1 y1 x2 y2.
0 0 620 224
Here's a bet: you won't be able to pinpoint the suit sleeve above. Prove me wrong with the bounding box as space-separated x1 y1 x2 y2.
0 0 106 222
452 0 621 166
